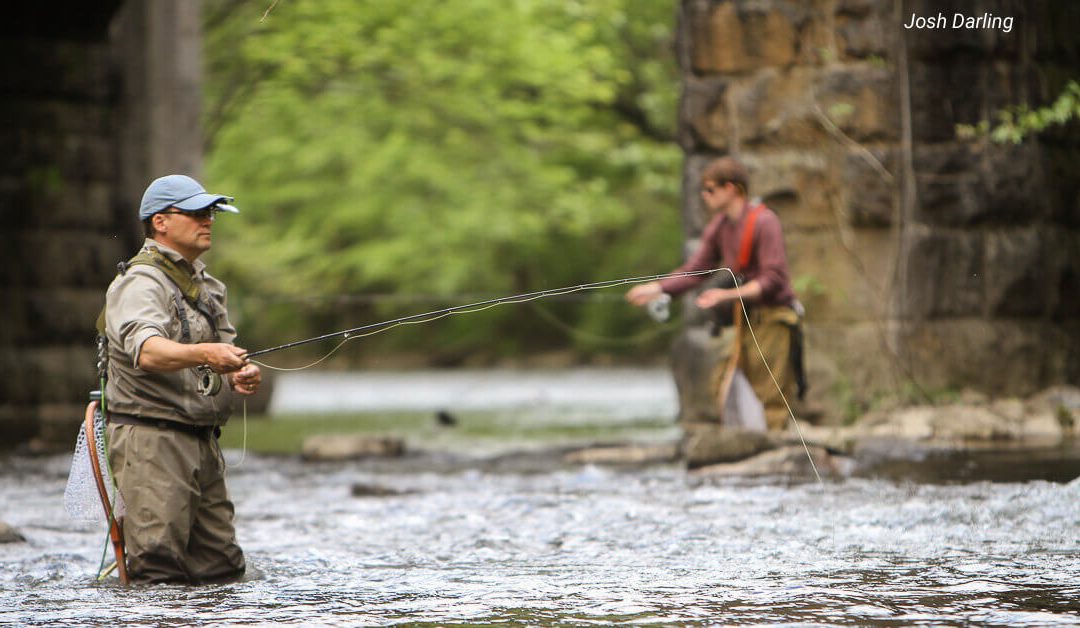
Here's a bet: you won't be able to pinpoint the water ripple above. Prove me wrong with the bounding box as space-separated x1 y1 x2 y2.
3 453 1080 625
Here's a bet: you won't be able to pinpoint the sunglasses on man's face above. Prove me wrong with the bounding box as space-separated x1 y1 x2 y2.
159 207 221 221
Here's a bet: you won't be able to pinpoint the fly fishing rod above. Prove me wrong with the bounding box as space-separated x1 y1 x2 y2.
244 269 720 359
240 266 823 482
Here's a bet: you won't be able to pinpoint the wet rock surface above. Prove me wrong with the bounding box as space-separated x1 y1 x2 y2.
562 443 678 466
564 385 1080 482
287 384 1080 483
802 385 1079 452
350 482 417 498
0 522 26 544
301 434 406 462
680 424 774 468
691 445 855 480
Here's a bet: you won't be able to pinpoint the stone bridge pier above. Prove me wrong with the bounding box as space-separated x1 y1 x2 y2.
670 0 1080 424
2 2 202 449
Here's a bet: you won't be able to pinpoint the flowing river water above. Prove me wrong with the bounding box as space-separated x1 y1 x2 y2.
3 369 1080 625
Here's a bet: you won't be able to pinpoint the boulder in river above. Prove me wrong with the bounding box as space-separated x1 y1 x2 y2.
563 443 679 466
350 482 416 497
680 423 774 469
301 434 406 462
691 445 855 480
0 521 26 543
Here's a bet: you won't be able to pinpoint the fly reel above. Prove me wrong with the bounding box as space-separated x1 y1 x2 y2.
196 366 223 396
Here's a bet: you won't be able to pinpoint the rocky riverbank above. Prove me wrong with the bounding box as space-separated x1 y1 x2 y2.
563 385 1080 482
289 385 1080 483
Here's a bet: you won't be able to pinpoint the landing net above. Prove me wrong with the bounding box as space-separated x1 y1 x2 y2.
63 405 121 523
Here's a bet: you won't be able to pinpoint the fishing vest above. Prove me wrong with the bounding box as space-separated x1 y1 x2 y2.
95 247 220 344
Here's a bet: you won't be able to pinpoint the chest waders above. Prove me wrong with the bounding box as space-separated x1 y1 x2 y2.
86 248 224 583
712 205 808 424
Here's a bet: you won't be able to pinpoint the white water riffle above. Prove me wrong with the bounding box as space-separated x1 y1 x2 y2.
5 453 1080 626
268 368 679 421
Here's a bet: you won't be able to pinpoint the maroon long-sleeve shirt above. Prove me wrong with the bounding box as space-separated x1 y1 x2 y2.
658 202 796 307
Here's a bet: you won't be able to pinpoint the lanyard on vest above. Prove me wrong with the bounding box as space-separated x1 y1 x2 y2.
715 203 765 424
735 203 765 273
97 247 220 343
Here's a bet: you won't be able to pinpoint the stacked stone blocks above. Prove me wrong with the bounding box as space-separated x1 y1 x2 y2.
673 0 1079 424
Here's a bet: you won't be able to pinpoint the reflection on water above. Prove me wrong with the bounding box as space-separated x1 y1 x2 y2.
3 450 1080 625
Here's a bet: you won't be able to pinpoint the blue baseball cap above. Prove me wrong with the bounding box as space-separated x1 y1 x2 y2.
138 174 240 220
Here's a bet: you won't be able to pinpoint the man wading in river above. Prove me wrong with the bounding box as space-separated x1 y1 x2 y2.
626 157 804 430
101 174 261 583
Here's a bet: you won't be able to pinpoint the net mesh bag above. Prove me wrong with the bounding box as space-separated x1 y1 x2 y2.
722 368 767 432
63 405 121 523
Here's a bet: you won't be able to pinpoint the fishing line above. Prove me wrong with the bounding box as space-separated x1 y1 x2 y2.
527 301 680 347
226 399 249 468
247 269 723 370
719 267 822 484
244 266 820 480
208 383 247 469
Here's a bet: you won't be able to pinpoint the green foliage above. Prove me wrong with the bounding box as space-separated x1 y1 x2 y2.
956 80 1080 144
826 102 854 121
829 374 859 426
202 0 682 362
792 273 826 298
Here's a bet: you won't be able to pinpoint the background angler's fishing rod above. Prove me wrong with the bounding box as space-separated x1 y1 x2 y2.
244 269 721 359
240 266 822 483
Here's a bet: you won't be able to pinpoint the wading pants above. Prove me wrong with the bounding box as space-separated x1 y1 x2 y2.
107 423 245 584
738 304 801 431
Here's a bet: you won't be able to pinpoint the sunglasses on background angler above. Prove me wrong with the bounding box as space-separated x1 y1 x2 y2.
701 181 730 195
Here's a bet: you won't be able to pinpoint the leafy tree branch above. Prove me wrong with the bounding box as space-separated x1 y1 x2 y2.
957 80 1080 143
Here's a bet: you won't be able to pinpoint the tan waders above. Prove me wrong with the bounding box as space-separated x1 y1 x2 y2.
713 304 800 431
107 423 245 584
742 305 800 430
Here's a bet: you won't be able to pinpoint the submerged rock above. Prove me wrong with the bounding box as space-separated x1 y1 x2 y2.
301 434 405 462
0 522 26 543
350 482 416 497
